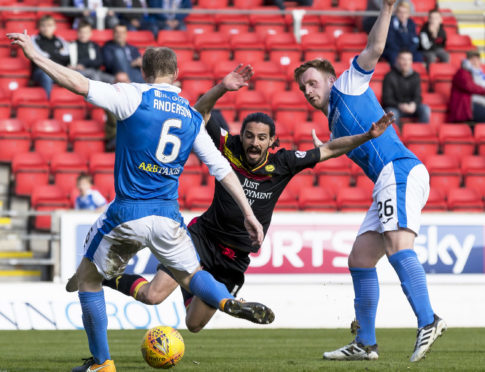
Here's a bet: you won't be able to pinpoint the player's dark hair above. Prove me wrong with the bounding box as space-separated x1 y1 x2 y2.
428 8 440 16
397 48 413 56
142 47 178 80
241 112 280 149
294 59 336 83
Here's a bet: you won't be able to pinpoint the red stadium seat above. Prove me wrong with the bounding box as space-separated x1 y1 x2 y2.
193 32 231 67
91 30 113 45
178 61 214 98
271 91 309 123
31 119 68 162
401 124 438 161
0 88 11 119
300 32 336 62
185 185 214 211
157 30 194 63
250 7 287 36
372 62 391 82
337 187 372 212
315 156 352 195
68 120 106 158
50 152 88 195
252 61 287 101
286 171 315 195
126 31 155 48
439 124 475 156
446 34 474 52
293 121 330 147
214 91 238 122
231 33 266 65
185 13 215 34
12 87 50 128
412 62 430 93
423 188 447 211
425 154 462 191
429 63 458 100
274 188 299 211
313 0 332 8
0 58 31 97
298 186 337 211
462 155 485 200
474 124 485 156
235 91 272 120
355 175 374 196
197 0 229 8
0 119 31 162
31 184 70 230
12 152 49 196
369 80 382 103
89 152 115 198
414 0 436 12
233 0 263 7
216 13 250 35
422 92 448 113
336 32 367 64
56 29 78 42
447 187 483 212
50 87 87 124
265 33 302 69
286 7 322 35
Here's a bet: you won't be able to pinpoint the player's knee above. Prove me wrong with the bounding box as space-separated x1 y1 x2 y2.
185 318 203 333
348 250 376 268
143 290 164 306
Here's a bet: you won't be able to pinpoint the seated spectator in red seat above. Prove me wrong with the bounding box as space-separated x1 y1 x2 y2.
363 0 415 34
383 49 430 128
61 0 118 29
144 0 192 33
75 173 107 212
101 24 144 83
32 15 70 98
447 50 485 123
382 1 423 65
419 8 449 67
69 21 115 83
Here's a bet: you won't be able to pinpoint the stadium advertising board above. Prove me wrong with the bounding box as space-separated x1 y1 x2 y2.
60 212 485 281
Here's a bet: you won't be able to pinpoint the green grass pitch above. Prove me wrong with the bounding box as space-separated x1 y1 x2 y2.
1 328 484 371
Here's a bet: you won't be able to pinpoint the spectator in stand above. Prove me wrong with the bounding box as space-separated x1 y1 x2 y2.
69 21 115 83
31 15 70 98
107 0 155 34
101 24 144 83
144 0 192 33
448 50 485 123
362 0 415 34
272 0 313 10
61 0 118 29
383 49 430 128
419 9 449 67
382 1 422 65
75 173 107 212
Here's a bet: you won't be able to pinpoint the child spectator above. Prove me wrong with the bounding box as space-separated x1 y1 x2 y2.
31 15 70 98
69 20 115 83
419 9 449 67
75 173 108 212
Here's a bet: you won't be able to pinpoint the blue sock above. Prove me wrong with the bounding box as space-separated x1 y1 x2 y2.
189 270 234 309
388 249 434 328
79 290 111 364
350 267 379 346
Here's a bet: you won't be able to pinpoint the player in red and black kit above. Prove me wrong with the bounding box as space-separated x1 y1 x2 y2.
67 65 394 331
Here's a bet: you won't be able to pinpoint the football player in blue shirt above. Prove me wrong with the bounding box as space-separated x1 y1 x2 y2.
8 33 275 372
294 0 446 363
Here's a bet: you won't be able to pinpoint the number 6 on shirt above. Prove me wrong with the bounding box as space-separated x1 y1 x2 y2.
156 118 182 163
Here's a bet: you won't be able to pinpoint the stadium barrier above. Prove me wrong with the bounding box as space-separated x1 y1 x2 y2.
1 211 484 330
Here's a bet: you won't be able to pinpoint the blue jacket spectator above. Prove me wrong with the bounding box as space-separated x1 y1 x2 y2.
101 24 144 83
146 0 192 31
382 1 422 65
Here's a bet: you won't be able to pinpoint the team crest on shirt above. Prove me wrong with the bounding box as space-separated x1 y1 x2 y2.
295 151 307 158
265 164 275 172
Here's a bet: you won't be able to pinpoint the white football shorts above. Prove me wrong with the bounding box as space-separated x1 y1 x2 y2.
358 159 430 236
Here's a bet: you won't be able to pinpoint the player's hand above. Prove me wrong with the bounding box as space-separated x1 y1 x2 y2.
6 30 36 61
222 64 254 91
312 129 324 148
383 0 397 7
367 112 395 138
244 214 264 248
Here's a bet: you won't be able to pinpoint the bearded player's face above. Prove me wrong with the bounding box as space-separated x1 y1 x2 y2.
241 121 274 167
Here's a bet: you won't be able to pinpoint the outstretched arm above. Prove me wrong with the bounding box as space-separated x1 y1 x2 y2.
356 0 396 71
8 31 89 96
194 64 253 123
313 112 395 161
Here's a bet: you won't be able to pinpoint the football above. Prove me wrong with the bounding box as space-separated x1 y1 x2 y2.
141 326 185 369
